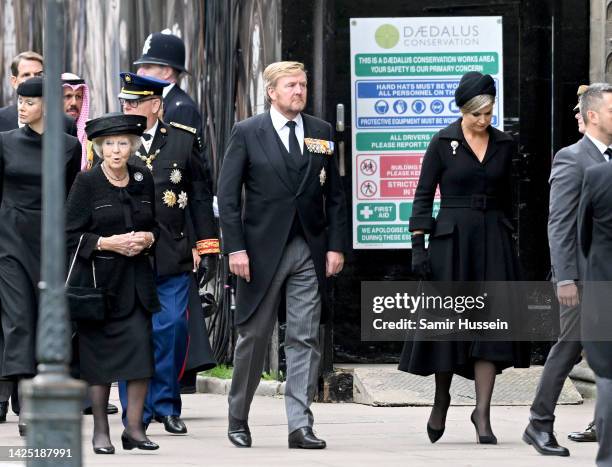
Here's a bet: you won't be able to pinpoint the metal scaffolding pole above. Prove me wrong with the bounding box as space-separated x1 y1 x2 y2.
21 0 86 465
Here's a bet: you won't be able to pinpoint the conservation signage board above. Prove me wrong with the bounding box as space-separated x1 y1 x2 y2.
350 17 504 249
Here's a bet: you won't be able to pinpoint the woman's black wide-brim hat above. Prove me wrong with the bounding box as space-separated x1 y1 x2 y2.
85 112 147 139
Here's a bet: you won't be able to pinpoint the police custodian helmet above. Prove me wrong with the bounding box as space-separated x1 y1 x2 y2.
133 29 187 73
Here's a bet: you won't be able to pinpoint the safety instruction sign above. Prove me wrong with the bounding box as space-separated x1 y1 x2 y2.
350 17 504 249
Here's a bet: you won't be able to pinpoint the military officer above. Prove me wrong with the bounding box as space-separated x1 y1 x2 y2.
116 73 219 435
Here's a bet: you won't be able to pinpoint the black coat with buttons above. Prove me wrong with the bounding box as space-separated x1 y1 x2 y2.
399 118 530 379
65 163 160 318
130 120 217 277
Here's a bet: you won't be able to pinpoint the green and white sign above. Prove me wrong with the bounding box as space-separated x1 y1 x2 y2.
350 17 504 249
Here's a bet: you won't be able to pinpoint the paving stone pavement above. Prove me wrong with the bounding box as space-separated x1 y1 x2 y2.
0 388 599 466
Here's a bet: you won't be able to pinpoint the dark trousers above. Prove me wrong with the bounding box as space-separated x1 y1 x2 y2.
530 302 582 431
595 376 612 467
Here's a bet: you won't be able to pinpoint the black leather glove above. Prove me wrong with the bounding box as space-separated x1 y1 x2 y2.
411 234 431 279
197 254 218 286
197 254 219 318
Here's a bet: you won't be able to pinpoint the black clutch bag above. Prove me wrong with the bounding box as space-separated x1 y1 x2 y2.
65 235 107 322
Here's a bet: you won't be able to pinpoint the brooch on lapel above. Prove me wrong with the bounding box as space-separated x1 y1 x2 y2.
170 169 182 184
319 167 326 186
178 191 188 209
133 172 144 182
135 149 161 171
304 137 334 155
162 190 177 207
450 140 459 155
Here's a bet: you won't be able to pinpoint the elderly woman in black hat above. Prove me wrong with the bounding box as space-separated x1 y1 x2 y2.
65 113 160 454
0 77 81 436
398 72 529 444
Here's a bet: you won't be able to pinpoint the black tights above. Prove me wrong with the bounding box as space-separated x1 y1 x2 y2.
429 360 497 436
90 378 149 448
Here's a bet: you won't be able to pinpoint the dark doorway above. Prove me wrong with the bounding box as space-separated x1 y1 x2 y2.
282 0 590 363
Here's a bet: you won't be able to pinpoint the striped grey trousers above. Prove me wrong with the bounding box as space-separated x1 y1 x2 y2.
228 235 322 432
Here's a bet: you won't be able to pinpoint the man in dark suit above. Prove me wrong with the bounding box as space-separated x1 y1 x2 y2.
116 73 219 435
218 61 347 449
133 30 203 146
523 85 603 456
576 82 612 467
525 83 612 455
578 83 612 467
0 52 77 136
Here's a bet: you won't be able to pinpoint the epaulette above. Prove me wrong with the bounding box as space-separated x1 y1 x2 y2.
169 122 197 134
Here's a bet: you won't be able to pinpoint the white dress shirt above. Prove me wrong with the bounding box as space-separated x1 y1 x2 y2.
162 82 175 99
141 119 159 153
270 105 304 155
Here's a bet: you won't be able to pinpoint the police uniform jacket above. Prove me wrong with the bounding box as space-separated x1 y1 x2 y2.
130 120 217 277
163 85 203 144
218 111 348 325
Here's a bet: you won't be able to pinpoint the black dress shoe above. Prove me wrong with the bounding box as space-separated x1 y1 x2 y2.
154 415 187 434
92 444 115 455
568 421 597 442
288 427 326 449
83 403 119 415
522 423 570 456
0 401 7 423
228 415 251 448
121 431 159 451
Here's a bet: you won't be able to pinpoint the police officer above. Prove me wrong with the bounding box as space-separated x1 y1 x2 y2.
133 30 203 146
116 73 219 435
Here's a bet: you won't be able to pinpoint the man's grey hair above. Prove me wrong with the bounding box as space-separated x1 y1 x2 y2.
580 82 612 124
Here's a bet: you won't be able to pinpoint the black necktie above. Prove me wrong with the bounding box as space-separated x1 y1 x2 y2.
605 148 612 161
286 121 301 158
142 133 152 141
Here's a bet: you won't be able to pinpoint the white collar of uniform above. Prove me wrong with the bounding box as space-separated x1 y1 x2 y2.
585 131 609 155
270 105 303 132
144 119 159 139
162 82 175 99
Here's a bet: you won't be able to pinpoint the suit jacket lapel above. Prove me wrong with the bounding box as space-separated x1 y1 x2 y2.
256 112 293 192
580 136 606 164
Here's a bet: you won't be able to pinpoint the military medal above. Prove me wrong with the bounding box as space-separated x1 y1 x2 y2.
178 191 188 209
450 140 459 155
134 171 144 182
135 149 160 171
319 167 326 186
170 169 182 184
305 137 334 155
162 190 177 207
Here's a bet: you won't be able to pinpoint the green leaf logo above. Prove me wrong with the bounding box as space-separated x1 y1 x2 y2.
375 24 400 49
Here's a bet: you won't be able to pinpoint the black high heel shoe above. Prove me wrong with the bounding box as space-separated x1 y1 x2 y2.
426 398 451 443
470 410 497 445
18 423 26 437
121 430 159 451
